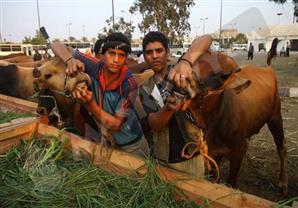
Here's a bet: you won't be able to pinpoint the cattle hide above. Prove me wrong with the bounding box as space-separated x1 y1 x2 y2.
188 58 288 195
0 63 35 99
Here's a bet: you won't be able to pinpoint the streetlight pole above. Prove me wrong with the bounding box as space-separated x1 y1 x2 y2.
36 0 41 43
82 25 86 38
66 23 72 41
277 12 283 24
200 17 208 35
193 26 200 37
219 0 223 48
112 0 115 31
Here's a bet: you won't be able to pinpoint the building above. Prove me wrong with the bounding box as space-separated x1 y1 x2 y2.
211 29 239 44
247 23 298 52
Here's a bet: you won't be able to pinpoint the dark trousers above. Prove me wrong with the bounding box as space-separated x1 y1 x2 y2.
286 48 290 57
247 52 253 60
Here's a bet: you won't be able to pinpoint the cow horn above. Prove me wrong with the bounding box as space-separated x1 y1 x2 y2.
186 84 199 99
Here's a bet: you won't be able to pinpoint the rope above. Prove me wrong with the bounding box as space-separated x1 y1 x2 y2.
90 114 115 167
181 129 220 183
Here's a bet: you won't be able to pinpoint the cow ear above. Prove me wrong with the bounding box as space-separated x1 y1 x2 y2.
226 76 251 94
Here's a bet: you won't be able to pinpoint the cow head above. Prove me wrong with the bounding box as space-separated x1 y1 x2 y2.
33 57 91 97
36 89 64 128
189 51 250 99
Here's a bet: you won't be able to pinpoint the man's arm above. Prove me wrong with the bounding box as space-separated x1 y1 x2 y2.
147 95 181 131
51 42 85 76
72 85 125 131
168 35 212 88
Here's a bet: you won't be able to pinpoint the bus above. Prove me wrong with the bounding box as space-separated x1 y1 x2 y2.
0 44 32 56
64 42 94 54
231 43 247 51
0 43 48 57
169 42 191 57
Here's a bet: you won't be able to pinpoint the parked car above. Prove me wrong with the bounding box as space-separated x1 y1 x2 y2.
258 43 266 51
232 43 247 51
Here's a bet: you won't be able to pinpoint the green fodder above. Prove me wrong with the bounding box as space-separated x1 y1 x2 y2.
0 137 203 208
0 111 33 124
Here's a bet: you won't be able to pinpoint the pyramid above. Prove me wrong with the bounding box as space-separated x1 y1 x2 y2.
218 7 268 33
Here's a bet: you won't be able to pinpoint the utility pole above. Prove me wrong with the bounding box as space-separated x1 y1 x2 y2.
277 12 283 24
112 0 115 31
82 25 86 38
36 0 41 43
219 0 223 49
200 17 208 35
66 23 72 41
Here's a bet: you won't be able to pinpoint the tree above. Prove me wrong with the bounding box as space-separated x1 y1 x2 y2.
294 3 298 22
234 33 247 44
68 36 76 42
52 38 61 43
81 36 89 42
269 0 298 22
91 37 97 43
129 0 195 44
98 16 135 41
97 33 106 40
22 30 47 45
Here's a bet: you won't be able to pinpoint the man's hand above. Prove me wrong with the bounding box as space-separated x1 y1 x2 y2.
65 58 85 77
72 83 93 104
164 94 183 111
167 60 196 89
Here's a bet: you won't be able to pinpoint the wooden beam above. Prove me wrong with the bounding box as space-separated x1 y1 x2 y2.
0 94 37 113
156 166 275 208
0 117 39 153
37 123 275 208
37 123 147 175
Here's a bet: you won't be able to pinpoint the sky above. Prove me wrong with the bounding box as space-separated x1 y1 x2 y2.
0 0 295 42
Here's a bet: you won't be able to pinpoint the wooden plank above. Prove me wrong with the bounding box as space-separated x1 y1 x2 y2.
0 93 37 113
157 166 275 208
37 123 275 208
0 117 39 153
37 123 147 175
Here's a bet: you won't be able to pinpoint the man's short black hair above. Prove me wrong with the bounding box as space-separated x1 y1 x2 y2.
142 31 168 51
94 38 105 55
101 32 131 54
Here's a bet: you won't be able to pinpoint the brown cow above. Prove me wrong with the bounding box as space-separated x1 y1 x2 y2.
185 51 287 194
0 62 36 99
0 53 25 60
1 55 34 63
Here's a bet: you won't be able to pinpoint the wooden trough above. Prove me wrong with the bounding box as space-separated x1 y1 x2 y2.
0 94 276 208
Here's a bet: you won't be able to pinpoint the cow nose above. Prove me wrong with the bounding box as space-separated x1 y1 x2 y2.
36 107 47 115
33 67 41 78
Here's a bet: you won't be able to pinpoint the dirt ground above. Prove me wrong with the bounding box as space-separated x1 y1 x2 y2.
218 51 298 203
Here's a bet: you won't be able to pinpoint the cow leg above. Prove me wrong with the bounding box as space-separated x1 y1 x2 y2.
228 141 248 188
267 114 288 195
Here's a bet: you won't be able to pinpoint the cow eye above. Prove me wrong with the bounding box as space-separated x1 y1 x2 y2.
45 74 52 80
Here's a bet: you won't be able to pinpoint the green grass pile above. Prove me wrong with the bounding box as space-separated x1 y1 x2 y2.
0 111 33 124
0 137 203 208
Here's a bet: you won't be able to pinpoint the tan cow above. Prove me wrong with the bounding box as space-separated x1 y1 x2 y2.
184 51 287 195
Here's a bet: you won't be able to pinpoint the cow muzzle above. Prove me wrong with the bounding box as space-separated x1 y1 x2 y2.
64 72 92 94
